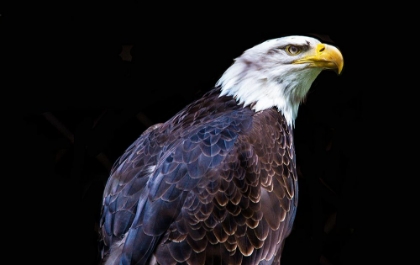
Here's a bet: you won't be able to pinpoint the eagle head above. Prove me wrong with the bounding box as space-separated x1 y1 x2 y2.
216 35 344 127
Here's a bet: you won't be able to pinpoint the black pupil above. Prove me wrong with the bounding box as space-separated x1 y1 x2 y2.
290 46 298 53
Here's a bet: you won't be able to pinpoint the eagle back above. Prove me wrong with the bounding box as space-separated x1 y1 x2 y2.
99 88 298 265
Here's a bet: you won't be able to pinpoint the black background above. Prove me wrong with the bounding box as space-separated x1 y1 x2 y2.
3 4 362 265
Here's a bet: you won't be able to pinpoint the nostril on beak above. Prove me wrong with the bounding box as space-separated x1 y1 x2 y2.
317 43 326 53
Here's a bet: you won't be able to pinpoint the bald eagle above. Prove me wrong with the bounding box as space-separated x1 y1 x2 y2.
98 35 344 265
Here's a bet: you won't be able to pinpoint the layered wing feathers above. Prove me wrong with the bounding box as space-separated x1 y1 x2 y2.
99 88 298 265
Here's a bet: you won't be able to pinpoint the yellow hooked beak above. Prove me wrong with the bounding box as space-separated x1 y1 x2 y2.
293 43 344 74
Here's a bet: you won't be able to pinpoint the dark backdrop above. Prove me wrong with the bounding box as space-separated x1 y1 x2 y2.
4 4 361 265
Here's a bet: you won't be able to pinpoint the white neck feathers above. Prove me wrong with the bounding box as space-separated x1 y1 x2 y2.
216 56 322 127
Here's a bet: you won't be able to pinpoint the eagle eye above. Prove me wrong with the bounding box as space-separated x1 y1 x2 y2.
285 45 302 55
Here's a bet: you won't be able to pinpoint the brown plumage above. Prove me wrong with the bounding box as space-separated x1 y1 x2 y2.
98 35 343 265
